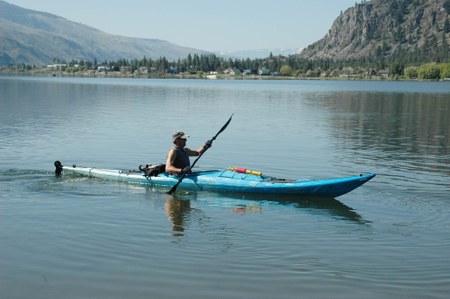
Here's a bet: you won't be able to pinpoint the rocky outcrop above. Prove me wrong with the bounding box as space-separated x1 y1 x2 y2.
299 0 450 61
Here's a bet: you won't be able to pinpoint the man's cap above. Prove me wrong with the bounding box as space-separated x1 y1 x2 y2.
172 131 189 141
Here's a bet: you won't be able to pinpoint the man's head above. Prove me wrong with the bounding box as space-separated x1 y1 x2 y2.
172 131 189 144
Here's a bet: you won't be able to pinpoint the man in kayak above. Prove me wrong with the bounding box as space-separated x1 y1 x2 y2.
165 131 212 175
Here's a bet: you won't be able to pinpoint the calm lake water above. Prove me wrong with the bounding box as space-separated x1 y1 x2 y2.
1 76 449 299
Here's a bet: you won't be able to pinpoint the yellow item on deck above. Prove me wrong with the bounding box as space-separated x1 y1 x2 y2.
229 167 263 176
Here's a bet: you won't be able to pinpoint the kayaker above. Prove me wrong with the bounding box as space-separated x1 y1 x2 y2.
165 131 212 175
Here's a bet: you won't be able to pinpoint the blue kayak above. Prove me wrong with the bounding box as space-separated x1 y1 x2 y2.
55 162 375 198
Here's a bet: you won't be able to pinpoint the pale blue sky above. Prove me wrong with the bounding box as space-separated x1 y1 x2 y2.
6 0 358 52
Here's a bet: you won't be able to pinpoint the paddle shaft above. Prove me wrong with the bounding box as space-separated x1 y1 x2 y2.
167 114 233 194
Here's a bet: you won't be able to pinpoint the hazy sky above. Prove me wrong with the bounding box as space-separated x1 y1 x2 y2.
6 0 357 52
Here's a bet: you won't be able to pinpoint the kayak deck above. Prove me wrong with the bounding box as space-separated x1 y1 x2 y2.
57 163 375 198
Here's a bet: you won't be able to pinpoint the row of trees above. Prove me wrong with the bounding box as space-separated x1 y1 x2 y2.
57 49 449 80
404 63 450 79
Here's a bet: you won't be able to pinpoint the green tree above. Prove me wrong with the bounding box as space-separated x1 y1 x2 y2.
444 0 450 13
417 63 441 79
404 66 418 79
389 63 403 77
280 65 293 76
440 63 450 79
444 18 450 33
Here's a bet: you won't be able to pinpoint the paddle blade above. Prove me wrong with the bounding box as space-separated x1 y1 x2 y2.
213 113 233 140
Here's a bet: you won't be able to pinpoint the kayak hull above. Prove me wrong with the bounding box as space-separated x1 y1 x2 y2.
58 164 375 198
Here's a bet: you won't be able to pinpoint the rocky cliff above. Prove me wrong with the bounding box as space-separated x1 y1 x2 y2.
299 0 450 62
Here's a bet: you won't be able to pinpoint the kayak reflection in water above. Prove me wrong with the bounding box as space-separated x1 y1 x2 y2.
165 131 212 175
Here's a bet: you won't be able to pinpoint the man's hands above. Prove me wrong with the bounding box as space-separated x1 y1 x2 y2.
181 166 192 175
204 139 213 149
180 140 213 175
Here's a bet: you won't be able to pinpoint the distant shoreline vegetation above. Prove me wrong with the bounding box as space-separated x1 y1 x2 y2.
1 53 450 81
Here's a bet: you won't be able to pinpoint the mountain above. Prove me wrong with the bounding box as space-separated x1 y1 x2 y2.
299 0 450 63
0 0 208 66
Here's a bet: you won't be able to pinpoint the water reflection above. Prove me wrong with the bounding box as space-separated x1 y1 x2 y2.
323 92 449 157
296 197 368 224
223 193 369 224
163 190 368 226
313 91 450 193
158 190 369 236
231 204 262 215
164 196 192 236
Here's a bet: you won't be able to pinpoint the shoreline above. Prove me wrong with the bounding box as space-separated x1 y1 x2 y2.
0 69 447 82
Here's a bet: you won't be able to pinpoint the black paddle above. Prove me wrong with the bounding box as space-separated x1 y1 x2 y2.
167 114 233 194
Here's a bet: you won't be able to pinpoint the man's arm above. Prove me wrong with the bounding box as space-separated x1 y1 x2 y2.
186 140 212 156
